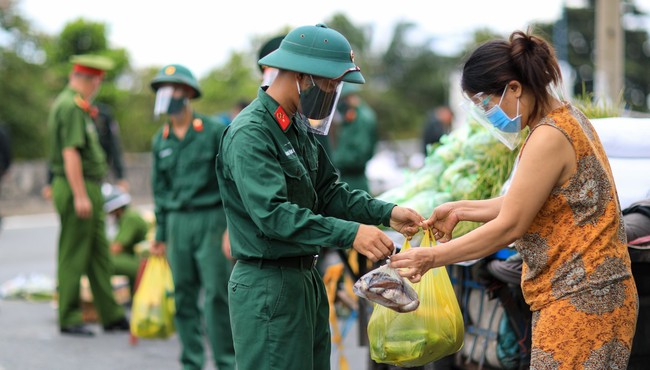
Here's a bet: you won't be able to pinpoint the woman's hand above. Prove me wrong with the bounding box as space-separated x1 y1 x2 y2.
423 202 460 243
389 247 435 283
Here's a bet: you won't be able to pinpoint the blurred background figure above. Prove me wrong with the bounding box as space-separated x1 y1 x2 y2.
330 83 378 193
421 105 453 155
47 54 129 336
93 102 128 191
149 64 235 370
215 99 249 126
258 35 285 87
102 183 148 296
42 100 128 199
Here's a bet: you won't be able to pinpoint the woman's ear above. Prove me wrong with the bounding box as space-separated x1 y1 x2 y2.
509 81 523 98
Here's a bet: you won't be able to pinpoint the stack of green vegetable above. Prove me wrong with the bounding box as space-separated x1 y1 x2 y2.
377 121 520 237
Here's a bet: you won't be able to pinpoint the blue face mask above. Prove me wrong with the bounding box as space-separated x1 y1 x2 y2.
485 86 521 133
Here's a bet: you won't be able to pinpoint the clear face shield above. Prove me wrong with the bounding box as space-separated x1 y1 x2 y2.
296 75 343 135
461 87 523 150
261 66 279 87
153 85 189 118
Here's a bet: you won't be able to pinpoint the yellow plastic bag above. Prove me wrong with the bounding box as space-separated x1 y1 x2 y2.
368 228 464 367
130 256 176 339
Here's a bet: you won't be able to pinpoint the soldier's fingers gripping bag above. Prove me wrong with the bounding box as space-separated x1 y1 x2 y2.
367 229 464 367
130 256 176 339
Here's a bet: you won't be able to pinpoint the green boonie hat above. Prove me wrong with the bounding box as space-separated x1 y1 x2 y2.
258 24 365 84
150 64 201 99
70 54 115 71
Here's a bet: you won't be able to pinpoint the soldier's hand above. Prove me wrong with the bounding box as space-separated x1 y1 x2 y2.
150 241 166 256
222 229 233 260
389 206 425 237
73 194 92 219
41 185 52 201
110 242 123 255
352 224 394 262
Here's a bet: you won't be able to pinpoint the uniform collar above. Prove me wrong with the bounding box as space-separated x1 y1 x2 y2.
162 114 203 140
258 88 293 133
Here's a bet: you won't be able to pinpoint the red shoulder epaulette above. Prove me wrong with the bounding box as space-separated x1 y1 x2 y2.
192 118 204 132
274 106 290 131
162 124 169 139
74 95 98 119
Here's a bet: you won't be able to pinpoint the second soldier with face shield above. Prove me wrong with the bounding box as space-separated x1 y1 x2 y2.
149 64 235 370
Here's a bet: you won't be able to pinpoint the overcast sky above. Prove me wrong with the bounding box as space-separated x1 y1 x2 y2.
17 0 650 77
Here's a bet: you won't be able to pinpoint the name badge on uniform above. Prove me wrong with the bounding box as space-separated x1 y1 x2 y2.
282 143 296 158
159 148 173 158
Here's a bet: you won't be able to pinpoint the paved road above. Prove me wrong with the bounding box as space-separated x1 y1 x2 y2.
0 211 372 370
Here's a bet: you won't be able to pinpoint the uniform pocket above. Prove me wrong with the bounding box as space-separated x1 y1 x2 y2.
280 157 316 208
280 157 307 180
229 263 286 321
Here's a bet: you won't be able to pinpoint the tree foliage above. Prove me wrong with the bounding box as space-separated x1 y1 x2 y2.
535 2 650 112
1 1 650 160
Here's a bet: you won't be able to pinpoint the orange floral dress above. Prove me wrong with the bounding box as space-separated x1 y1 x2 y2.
514 103 638 369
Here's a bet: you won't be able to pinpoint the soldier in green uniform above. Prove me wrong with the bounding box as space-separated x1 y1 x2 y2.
331 83 378 193
47 54 129 336
149 64 235 370
216 24 424 370
103 184 148 295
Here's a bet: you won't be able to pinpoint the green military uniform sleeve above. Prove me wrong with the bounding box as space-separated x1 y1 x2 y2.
47 87 107 180
58 103 88 150
312 136 395 227
151 131 168 242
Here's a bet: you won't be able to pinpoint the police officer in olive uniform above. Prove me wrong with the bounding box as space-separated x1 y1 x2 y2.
149 64 235 370
331 83 378 193
47 54 129 336
216 24 424 370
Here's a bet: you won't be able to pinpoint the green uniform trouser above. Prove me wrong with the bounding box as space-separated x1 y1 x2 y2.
52 177 125 327
229 260 331 370
166 207 235 370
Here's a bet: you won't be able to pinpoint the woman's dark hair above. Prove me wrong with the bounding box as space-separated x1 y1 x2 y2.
461 30 562 121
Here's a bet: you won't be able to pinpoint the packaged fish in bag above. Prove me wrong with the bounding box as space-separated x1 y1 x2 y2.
353 262 419 313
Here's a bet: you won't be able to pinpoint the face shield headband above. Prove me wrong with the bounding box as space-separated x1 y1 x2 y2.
295 75 343 135
153 86 189 118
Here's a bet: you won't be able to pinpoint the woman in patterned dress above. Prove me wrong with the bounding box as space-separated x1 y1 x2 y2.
390 30 638 369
